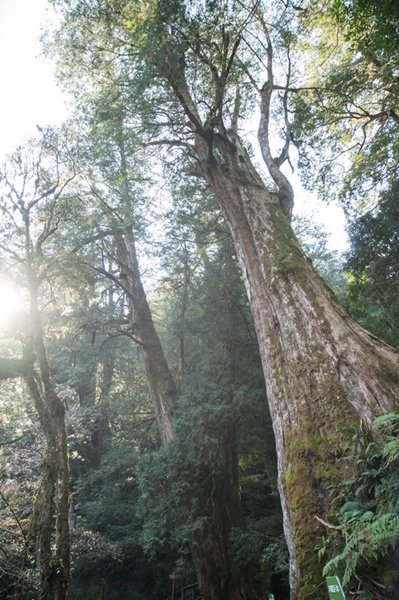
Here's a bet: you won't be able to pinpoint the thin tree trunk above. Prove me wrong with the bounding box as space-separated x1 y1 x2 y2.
26 275 70 600
113 225 258 599
112 124 177 443
178 243 189 383
113 226 176 443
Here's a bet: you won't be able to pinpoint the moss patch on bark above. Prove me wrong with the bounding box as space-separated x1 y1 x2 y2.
268 203 304 275
284 421 356 599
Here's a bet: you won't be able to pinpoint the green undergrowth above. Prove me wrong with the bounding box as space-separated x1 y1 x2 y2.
320 413 399 599
284 417 356 598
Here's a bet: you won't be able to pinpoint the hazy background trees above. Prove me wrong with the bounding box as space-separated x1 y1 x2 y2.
0 1 398 599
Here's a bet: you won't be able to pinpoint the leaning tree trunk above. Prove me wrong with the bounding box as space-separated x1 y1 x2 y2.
146 17 399 595
192 135 399 599
151 20 398 594
111 220 257 599
113 226 176 443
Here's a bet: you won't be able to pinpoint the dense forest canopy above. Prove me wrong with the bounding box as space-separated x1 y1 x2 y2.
0 1 398 599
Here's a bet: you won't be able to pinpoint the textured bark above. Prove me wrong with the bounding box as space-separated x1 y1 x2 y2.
192 134 399 598
26 277 70 600
113 226 176 443
155 27 399 593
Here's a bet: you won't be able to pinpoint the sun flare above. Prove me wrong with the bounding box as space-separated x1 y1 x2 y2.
0 282 23 327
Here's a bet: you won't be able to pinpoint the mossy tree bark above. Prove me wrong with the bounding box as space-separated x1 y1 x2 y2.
192 132 399 598
0 341 70 600
49 0 399 593
140 16 399 594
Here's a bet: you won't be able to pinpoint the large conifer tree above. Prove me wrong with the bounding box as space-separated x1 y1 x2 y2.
49 1 399 596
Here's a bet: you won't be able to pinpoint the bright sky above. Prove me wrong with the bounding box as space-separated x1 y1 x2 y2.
291 174 349 252
0 0 348 251
0 0 68 159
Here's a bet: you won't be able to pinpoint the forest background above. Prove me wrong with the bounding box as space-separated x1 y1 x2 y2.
0 1 398 599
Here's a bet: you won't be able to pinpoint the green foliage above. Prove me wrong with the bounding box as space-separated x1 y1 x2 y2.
0 379 42 598
69 438 175 600
345 182 399 347
8 2 399 598
293 214 347 300
138 385 236 553
137 198 287 593
331 0 399 62
260 537 290 579
293 0 399 207
137 375 286 590
320 414 399 597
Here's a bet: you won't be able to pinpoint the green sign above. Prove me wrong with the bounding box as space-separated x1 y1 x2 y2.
268 595 275 600
326 575 345 600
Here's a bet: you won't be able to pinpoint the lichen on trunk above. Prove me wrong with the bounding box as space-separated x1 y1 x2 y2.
193 135 399 598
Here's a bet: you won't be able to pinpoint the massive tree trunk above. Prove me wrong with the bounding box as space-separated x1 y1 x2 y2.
48 0 399 594
147 11 399 591
155 22 399 592
192 134 399 598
